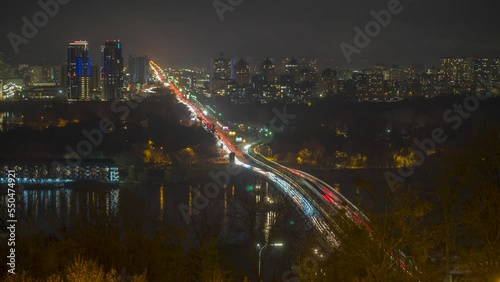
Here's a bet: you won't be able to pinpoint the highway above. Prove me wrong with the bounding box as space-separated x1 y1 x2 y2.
149 61 410 272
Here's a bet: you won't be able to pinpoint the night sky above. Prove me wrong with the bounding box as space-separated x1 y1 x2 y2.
0 0 498 69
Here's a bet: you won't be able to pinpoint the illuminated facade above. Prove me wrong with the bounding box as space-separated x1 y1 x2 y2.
440 57 472 94
29 65 62 86
101 40 124 100
1 161 119 184
492 58 500 89
67 40 91 100
470 58 490 95
210 53 233 95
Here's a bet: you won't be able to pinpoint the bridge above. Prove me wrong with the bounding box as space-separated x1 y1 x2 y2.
149 61 412 274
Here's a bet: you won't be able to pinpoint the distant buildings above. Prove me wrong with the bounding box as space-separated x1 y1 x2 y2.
90 65 101 92
299 57 318 73
0 51 4 100
67 40 91 100
29 65 62 86
0 50 5 78
367 71 383 98
492 58 500 86
128 55 150 85
210 53 233 95
5 44 500 103
439 57 499 95
285 58 300 83
440 57 472 94
470 58 491 95
234 58 250 85
319 68 337 97
206 55 461 103
260 58 276 84
101 40 124 100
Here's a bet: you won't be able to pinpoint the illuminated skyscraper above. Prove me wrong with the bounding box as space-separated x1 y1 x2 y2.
67 40 91 100
101 40 124 100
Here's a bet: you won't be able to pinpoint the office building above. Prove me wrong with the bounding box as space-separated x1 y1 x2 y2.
67 40 91 100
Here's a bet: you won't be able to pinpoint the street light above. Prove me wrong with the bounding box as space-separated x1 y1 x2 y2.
257 242 284 280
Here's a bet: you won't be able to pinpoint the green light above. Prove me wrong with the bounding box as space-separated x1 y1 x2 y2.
246 185 254 192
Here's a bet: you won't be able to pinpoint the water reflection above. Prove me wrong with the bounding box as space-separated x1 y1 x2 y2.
2 172 288 240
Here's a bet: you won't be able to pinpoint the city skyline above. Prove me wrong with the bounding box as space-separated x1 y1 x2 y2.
1 1 500 280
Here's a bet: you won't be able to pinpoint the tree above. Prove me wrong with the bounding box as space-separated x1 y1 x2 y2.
456 128 500 280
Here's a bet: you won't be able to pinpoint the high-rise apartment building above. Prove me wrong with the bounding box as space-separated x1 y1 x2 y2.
440 57 472 94
0 50 5 78
285 58 300 83
318 68 337 96
234 58 250 85
211 53 233 95
128 55 150 85
492 58 500 88
101 40 124 100
260 58 276 84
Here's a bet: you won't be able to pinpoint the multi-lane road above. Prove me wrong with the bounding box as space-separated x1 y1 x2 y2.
149 61 410 272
